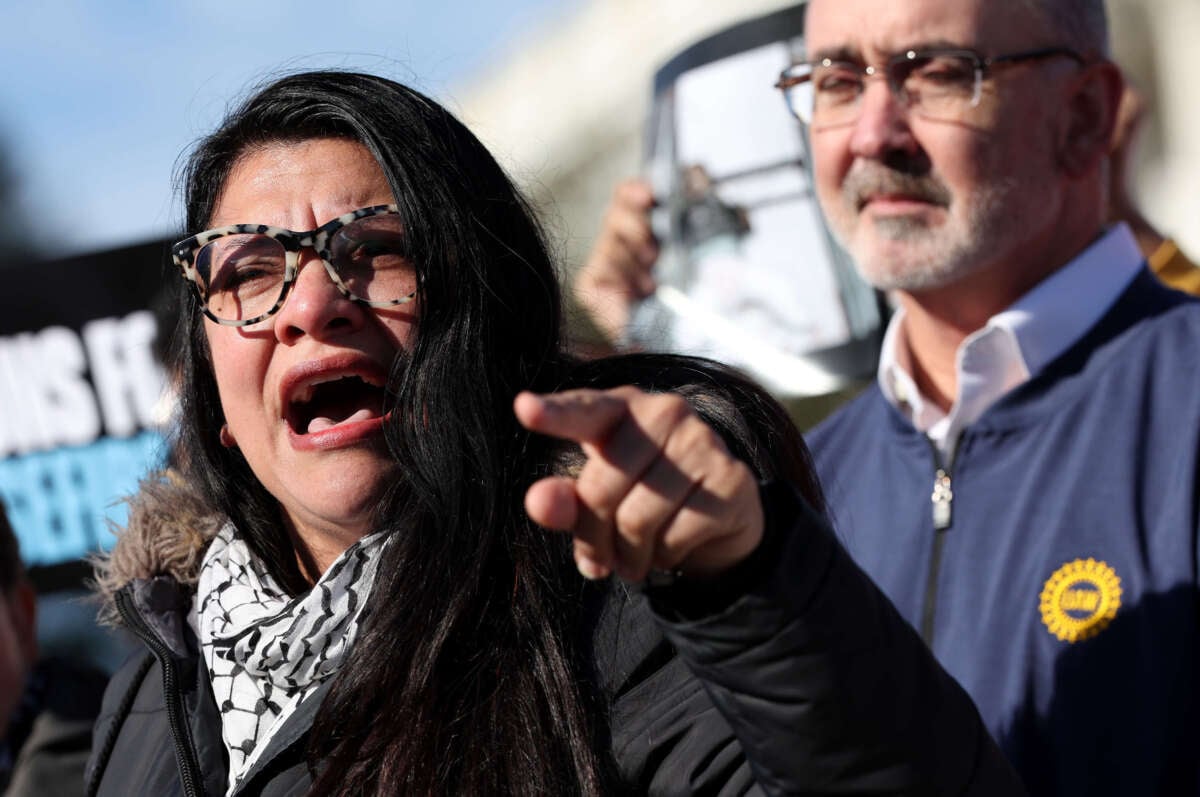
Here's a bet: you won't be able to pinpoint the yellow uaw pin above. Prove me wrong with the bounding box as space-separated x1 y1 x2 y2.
1039 558 1122 643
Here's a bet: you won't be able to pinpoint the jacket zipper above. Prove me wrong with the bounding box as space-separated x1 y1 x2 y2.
115 588 205 797
920 435 960 645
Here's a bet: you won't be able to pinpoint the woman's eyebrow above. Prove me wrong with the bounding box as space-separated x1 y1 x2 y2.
216 234 282 258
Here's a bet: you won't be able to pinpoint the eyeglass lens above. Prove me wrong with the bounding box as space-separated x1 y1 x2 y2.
195 215 416 323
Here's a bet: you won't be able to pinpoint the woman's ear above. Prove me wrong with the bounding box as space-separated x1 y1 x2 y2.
1058 60 1125 178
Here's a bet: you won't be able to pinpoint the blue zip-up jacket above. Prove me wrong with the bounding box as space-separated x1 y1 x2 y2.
807 269 1200 796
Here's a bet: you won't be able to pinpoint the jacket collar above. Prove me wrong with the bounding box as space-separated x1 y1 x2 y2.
94 471 226 628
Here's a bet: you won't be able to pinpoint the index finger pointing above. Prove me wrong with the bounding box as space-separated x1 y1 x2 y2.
514 388 632 445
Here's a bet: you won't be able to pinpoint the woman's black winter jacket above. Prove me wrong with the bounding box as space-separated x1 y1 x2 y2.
85 478 1025 796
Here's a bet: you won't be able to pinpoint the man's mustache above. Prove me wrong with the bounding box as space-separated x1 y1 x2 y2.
842 164 952 210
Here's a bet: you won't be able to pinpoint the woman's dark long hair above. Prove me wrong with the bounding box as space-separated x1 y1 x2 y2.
173 70 605 794
171 70 824 795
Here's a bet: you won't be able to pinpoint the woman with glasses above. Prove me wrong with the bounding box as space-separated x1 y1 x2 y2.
85 71 1019 796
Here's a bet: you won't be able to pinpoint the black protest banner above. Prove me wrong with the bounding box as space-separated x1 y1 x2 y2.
0 240 173 581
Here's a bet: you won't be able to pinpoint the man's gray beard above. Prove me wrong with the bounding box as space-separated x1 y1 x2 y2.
850 217 989 293
836 177 1021 294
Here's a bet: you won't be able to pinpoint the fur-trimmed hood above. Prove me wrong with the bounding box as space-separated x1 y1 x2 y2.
92 470 227 625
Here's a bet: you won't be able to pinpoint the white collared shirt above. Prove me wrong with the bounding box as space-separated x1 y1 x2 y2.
878 223 1145 463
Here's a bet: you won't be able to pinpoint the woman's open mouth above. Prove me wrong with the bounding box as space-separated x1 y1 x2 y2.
281 358 391 451
289 375 385 434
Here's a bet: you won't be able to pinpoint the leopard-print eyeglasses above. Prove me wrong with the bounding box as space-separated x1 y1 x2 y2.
172 204 416 327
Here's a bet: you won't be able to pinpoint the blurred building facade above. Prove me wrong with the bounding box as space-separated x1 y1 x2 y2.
455 0 1200 283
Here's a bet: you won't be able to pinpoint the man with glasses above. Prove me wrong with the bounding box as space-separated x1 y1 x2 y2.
794 0 1199 794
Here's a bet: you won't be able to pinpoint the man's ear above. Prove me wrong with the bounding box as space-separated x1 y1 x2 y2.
1058 60 1125 178
10 581 37 666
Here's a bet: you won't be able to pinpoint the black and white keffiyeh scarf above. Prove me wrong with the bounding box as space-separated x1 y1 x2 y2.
191 523 390 794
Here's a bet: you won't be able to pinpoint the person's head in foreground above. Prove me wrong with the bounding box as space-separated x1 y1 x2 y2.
782 0 1121 313
0 504 37 744
147 70 821 794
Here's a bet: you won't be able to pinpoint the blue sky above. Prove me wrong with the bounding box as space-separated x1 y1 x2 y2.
0 0 582 257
